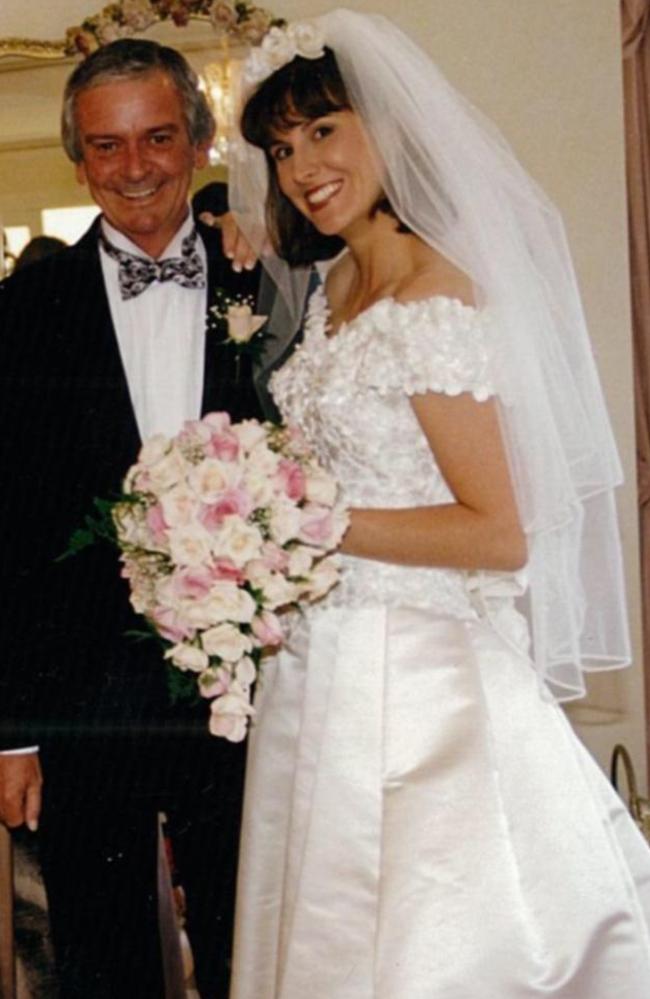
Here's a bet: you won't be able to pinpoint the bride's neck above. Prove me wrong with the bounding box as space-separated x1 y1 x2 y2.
331 216 437 319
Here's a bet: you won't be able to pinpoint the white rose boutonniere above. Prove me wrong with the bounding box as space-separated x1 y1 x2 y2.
209 289 270 376
226 303 267 344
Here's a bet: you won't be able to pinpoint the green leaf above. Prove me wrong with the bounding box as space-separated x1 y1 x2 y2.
167 666 200 706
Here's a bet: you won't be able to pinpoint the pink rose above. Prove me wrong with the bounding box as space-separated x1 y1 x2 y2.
260 541 290 572
206 430 240 462
199 488 254 530
251 610 283 647
210 558 246 584
150 606 195 643
298 505 336 546
275 459 306 501
176 419 211 450
170 567 213 601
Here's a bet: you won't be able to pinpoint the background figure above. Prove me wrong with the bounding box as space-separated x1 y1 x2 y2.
13 235 67 272
228 11 650 998
0 38 267 999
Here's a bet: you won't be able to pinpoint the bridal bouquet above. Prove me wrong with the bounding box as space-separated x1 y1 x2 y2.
111 412 348 741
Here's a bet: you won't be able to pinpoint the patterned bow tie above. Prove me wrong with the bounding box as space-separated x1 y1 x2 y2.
98 226 206 300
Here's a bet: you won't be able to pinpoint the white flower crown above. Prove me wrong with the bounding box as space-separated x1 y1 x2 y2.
243 20 326 87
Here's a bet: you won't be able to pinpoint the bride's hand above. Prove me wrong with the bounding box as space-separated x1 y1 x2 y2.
199 210 268 273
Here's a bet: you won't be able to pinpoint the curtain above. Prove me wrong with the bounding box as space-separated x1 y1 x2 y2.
622 0 650 774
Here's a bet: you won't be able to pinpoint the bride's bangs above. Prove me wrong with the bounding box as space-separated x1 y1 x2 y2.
241 48 350 150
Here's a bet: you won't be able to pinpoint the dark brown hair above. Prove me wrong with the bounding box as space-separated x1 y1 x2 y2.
241 48 407 265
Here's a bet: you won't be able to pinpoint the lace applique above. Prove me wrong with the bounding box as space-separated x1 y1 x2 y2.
350 294 495 401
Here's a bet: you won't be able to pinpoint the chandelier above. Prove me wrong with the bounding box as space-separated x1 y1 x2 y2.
199 50 241 167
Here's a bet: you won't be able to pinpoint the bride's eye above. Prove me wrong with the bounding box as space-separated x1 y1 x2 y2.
313 124 333 141
270 144 292 162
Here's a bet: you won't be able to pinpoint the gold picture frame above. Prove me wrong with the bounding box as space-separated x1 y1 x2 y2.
0 1 281 62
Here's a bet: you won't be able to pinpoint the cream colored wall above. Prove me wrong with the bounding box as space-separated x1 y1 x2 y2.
1 1 645 786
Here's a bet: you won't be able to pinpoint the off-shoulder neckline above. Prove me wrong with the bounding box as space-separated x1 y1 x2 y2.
309 284 480 340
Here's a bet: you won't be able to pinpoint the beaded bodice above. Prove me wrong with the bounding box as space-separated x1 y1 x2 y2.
271 287 523 616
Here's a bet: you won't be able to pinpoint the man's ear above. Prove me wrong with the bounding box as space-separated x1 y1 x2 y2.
193 136 214 171
75 160 88 186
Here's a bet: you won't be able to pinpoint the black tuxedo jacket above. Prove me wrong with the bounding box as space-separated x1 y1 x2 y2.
0 213 264 766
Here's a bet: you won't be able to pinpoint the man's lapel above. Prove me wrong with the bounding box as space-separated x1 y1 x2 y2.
197 219 264 421
71 219 143 462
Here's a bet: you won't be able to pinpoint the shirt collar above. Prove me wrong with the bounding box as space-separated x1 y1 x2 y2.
100 208 195 259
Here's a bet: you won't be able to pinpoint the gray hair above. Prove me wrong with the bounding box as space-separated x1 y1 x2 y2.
61 38 215 163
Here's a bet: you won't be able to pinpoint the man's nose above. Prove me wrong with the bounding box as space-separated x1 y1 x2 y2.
122 143 148 180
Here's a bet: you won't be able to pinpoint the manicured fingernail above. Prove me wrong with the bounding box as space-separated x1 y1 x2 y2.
245 261 255 271
232 262 243 273
27 820 38 832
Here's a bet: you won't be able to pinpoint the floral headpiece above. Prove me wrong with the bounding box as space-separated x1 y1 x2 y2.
243 20 326 87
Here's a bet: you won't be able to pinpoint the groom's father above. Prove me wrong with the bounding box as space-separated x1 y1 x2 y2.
0 38 264 998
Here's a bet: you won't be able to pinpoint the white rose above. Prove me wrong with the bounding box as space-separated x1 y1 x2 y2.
306 555 341 601
168 523 214 567
138 434 170 467
147 447 189 493
205 581 257 624
248 441 281 475
231 420 268 453
214 517 264 567
209 682 255 742
260 572 301 610
243 467 276 506
160 484 199 528
164 642 209 673
262 26 297 68
304 467 337 506
269 501 303 546
234 655 257 687
288 545 315 578
182 581 255 629
244 560 272 590
202 622 253 661
288 21 326 59
188 458 238 503
226 304 267 344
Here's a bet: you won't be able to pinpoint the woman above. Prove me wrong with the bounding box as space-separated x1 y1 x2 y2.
228 10 650 997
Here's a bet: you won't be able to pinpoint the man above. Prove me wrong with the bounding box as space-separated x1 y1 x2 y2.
0 38 273 998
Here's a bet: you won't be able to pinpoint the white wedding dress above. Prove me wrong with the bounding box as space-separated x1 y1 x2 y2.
230 288 650 998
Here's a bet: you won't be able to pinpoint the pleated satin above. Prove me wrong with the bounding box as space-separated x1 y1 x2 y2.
230 607 650 998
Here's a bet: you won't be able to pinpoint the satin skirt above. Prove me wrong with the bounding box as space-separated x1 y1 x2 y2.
230 606 650 998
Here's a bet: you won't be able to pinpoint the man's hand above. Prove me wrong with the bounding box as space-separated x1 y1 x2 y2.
199 211 269 272
0 752 42 831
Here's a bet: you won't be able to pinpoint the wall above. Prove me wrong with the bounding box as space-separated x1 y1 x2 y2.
1 0 644 786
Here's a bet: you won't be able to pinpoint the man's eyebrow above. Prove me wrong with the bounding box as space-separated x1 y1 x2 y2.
83 123 181 141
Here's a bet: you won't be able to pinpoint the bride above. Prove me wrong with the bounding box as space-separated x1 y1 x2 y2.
228 9 650 997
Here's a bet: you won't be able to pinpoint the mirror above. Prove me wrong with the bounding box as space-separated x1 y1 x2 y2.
0 1 280 272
